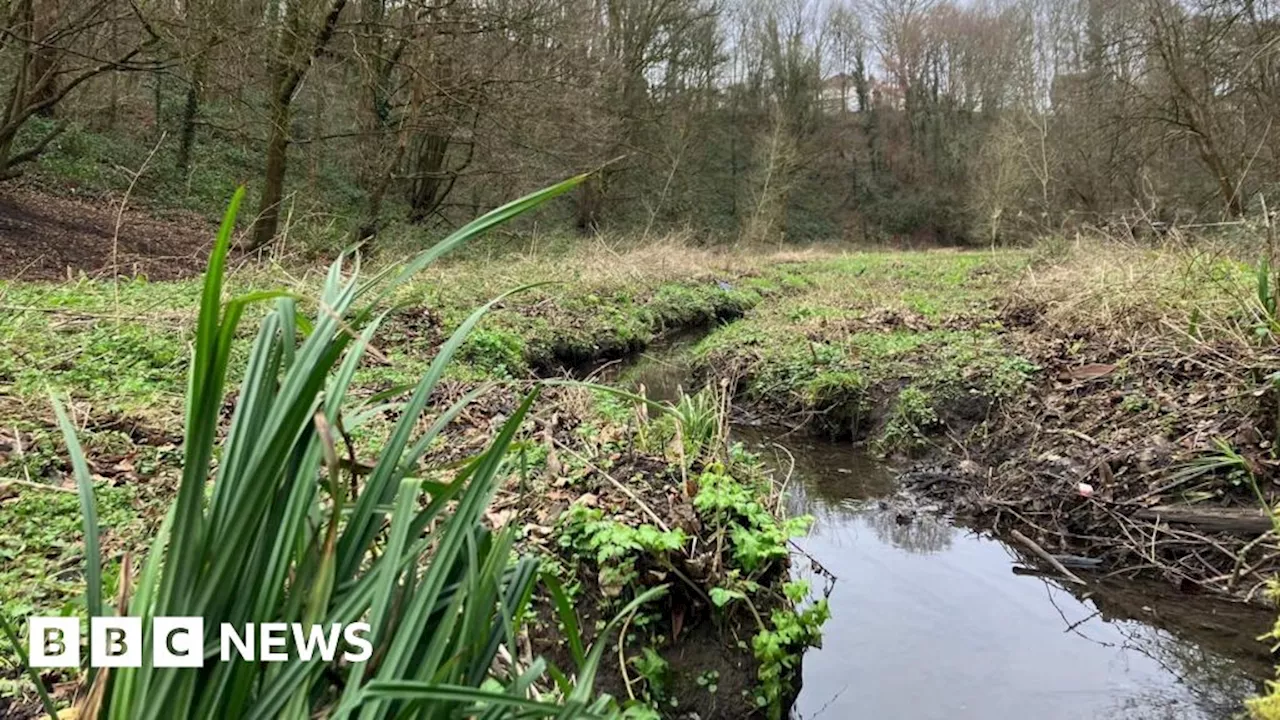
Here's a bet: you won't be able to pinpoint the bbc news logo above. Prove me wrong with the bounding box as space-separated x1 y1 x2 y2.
28 618 372 668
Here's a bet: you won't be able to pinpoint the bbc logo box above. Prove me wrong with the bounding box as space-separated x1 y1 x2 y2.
28 617 373 667
29 617 204 668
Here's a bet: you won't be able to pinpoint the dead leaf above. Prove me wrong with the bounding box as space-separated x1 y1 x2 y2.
486 509 513 529
1058 363 1116 382
598 567 623 598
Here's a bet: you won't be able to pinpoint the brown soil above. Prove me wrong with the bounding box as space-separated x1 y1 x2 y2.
0 188 218 281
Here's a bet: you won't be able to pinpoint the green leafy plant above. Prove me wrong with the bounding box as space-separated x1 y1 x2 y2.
623 384 728 468
1259 257 1279 337
460 327 528 377
877 385 939 452
548 392 827 720
629 647 669 702
694 469 812 574
695 670 718 694
692 468 822 720
558 504 687 598
668 387 726 464
1167 438 1272 517
750 589 829 719
3 176 672 719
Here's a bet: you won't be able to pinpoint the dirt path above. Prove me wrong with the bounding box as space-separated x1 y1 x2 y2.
0 188 217 281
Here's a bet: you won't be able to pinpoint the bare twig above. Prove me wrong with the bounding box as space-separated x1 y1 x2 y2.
112 131 166 312
1010 529 1087 585
552 438 670 532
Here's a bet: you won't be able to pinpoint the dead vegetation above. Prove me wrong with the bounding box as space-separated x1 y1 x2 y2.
0 188 217 281
911 235 1280 604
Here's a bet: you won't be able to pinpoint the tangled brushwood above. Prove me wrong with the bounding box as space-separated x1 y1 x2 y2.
903 240 1280 606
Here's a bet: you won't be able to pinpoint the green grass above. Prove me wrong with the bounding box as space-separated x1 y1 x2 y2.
0 479 140 620
0 260 763 419
0 247 775 630
3 177 687 719
694 251 1038 450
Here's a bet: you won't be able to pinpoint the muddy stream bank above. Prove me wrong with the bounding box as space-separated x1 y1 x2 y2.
601 332 1275 719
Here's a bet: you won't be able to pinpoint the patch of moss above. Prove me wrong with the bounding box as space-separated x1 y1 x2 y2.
459 327 529 377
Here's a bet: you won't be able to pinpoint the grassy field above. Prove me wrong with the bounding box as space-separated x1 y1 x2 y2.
693 250 1040 451
0 239 831 717
5 229 1280 716
4 236 1277 612
0 243 770 606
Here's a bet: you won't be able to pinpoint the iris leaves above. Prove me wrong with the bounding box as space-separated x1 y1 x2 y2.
32 176 660 719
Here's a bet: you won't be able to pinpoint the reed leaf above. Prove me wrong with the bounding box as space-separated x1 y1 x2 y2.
28 175 659 719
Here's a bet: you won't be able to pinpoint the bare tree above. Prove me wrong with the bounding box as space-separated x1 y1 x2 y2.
248 0 348 250
0 0 158 179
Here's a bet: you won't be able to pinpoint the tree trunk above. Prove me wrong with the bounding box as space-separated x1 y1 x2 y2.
407 132 450 223
251 99 290 249
177 59 206 171
29 0 57 117
575 175 602 234
247 0 348 249
1194 134 1244 218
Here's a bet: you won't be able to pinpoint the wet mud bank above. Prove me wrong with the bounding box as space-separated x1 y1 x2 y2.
898 316 1280 606
683 251 1280 611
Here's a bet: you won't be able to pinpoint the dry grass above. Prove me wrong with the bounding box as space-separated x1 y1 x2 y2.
1015 236 1256 342
422 236 844 289
903 233 1280 604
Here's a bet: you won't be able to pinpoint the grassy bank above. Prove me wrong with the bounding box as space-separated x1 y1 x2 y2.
0 240 824 718
693 250 1038 452
684 237 1280 607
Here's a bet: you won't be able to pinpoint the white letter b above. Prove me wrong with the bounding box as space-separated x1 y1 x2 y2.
91 617 141 667
29 617 79 668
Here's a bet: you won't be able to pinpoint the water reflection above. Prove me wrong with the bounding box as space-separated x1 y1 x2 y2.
738 427 1269 720
738 427 954 554
607 343 1271 719
862 508 954 555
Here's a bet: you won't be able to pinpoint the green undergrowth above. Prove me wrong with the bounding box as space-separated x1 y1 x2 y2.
0 266 769 419
551 464 821 718
0 261 782 630
22 115 362 225
694 252 1038 452
543 385 825 719
396 278 766 378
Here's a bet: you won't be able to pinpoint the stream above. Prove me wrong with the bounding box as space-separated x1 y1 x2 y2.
602 336 1276 720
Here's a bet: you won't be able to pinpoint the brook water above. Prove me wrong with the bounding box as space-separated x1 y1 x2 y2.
604 338 1275 720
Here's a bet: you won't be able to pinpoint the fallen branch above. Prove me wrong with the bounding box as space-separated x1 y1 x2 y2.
1134 505 1274 535
1010 529 1087 585
0 477 76 494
